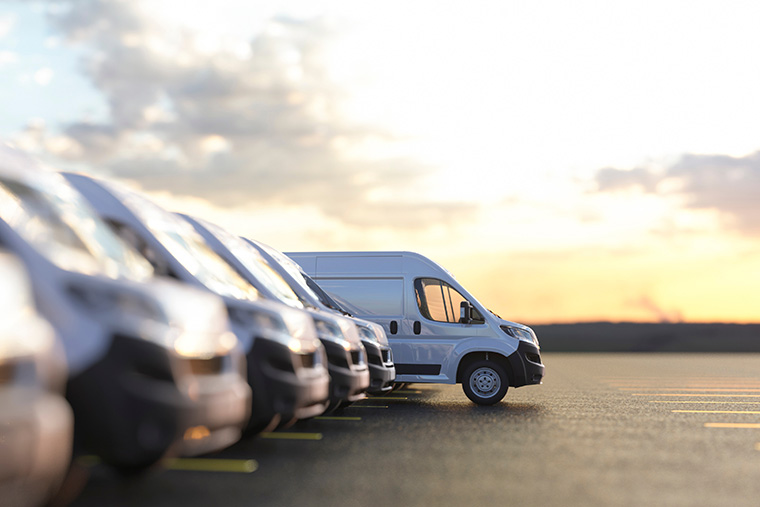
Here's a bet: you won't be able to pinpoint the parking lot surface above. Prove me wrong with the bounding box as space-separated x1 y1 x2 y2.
69 353 760 507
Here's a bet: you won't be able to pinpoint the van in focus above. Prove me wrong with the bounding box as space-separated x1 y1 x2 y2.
287 251 544 405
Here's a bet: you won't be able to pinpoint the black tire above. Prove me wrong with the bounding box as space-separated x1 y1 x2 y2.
461 360 508 405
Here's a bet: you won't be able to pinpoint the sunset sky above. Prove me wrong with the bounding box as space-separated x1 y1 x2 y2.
2 0 759 324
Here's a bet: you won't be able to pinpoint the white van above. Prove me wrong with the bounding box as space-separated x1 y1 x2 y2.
0 252 73 507
287 251 544 405
179 214 368 413
0 145 251 470
246 239 395 395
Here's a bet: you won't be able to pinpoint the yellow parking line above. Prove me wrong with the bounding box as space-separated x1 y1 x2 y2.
314 416 362 421
365 396 408 400
76 455 259 473
632 394 760 397
672 410 760 414
259 432 323 441
650 401 760 404
345 405 389 409
755 443 760 451
392 390 422 394
704 423 760 429
164 458 258 473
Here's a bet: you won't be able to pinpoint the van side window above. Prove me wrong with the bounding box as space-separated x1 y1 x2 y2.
414 278 483 324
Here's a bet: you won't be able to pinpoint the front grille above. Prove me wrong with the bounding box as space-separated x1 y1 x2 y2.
299 353 315 369
350 350 363 366
188 357 223 375
0 362 14 384
368 351 382 366
382 349 392 363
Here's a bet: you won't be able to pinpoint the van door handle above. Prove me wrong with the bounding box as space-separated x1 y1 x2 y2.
389 321 398 335
413 321 421 335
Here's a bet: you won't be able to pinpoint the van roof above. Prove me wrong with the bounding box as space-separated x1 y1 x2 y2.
286 251 455 280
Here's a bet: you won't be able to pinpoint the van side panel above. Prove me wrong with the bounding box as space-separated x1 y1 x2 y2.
316 255 403 275
317 278 404 317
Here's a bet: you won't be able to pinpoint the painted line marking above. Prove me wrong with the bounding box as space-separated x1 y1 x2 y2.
259 432 323 441
672 410 760 414
76 455 258 473
392 390 422 394
755 443 760 451
650 401 760 404
345 405 389 409
621 388 760 392
704 423 760 429
632 394 760 398
314 416 362 421
163 458 258 473
365 396 408 400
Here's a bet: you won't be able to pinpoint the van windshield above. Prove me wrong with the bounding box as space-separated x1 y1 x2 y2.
0 175 153 280
104 182 260 302
255 241 324 304
197 219 304 308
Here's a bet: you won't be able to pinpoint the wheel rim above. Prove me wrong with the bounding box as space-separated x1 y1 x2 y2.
469 367 501 398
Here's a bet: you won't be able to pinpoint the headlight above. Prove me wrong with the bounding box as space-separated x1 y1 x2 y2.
500 325 538 346
313 317 352 351
173 330 238 359
229 304 304 354
68 282 238 359
0 307 55 361
357 325 378 343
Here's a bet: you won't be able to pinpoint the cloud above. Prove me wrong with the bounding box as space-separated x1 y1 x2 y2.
33 0 477 229
34 67 54 85
0 13 14 39
594 151 760 234
0 50 17 67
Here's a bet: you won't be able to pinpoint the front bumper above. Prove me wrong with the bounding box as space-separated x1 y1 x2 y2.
507 341 544 387
322 340 370 403
363 340 395 394
0 388 73 507
247 336 330 428
68 334 248 469
177 371 252 456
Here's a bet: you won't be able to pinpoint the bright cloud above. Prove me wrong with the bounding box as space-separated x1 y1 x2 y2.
594 151 760 235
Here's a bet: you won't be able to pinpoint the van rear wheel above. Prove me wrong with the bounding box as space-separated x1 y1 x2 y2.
462 360 508 405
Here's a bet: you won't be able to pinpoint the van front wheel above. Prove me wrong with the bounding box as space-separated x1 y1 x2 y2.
462 361 508 405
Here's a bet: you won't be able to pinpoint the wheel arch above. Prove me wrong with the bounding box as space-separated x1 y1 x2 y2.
456 351 514 386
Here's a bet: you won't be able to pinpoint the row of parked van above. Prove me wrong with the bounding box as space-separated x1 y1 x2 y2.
0 143 396 506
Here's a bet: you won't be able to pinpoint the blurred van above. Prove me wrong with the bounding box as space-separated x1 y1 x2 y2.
0 145 251 470
246 239 395 395
287 251 544 405
0 252 73 507
181 214 370 410
64 173 331 431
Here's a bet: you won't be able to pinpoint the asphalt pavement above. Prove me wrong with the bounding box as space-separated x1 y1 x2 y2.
67 353 760 507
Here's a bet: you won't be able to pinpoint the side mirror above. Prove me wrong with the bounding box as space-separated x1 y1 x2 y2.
459 301 473 324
